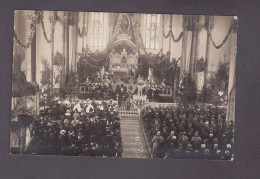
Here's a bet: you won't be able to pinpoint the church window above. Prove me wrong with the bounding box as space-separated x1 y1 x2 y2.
91 12 104 47
145 14 160 50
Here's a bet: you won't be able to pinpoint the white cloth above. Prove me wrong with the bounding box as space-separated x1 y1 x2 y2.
73 103 82 112
99 105 104 111
108 106 115 112
86 104 94 113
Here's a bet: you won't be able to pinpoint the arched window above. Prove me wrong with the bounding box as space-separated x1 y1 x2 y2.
91 12 104 47
145 14 160 50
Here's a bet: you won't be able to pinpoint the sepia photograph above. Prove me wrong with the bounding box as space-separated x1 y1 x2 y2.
10 10 237 160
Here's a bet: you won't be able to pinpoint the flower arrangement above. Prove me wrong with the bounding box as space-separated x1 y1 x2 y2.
11 96 36 120
53 51 64 65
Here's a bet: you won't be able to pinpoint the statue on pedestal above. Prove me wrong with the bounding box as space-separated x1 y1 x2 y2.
148 68 154 84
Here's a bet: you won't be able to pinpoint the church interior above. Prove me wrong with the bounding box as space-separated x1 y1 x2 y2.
10 10 237 160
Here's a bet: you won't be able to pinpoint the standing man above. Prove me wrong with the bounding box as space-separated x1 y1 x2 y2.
152 131 164 158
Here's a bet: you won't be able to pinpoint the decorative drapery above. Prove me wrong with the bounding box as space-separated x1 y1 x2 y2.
14 11 41 49
40 11 57 43
14 10 57 49
162 15 183 43
207 20 234 49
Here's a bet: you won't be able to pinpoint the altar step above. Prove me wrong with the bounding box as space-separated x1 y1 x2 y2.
119 115 138 120
118 103 139 120
118 110 138 114
118 112 139 120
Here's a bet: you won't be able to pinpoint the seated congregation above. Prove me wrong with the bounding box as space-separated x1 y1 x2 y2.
141 105 234 160
28 99 123 157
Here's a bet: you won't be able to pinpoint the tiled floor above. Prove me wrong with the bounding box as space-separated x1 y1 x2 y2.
119 103 150 158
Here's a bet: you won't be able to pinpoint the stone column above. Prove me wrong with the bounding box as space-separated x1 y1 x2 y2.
31 31 36 82
35 12 52 86
51 11 65 88
69 12 79 72
168 15 172 52
204 16 214 87
189 15 200 81
48 12 57 91
49 12 56 91
161 15 165 52
173 69 179 103
15 10 35 82
180 15 193 79
63 11 70 85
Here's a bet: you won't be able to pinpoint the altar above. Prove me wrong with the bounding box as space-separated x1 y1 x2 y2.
109 34 138 78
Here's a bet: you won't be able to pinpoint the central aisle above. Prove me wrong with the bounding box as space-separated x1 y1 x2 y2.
119 103 150 158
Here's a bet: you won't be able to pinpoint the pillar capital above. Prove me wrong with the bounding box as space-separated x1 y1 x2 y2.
182 15 200 31
192 15 200 31
48 12 58 24
182 15 192 31
64 12 79 26
23 11 36 23
205 16 214 32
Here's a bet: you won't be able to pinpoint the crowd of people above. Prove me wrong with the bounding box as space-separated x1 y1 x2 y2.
30 99 123 157
140 105 234 160
30 94 234 160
